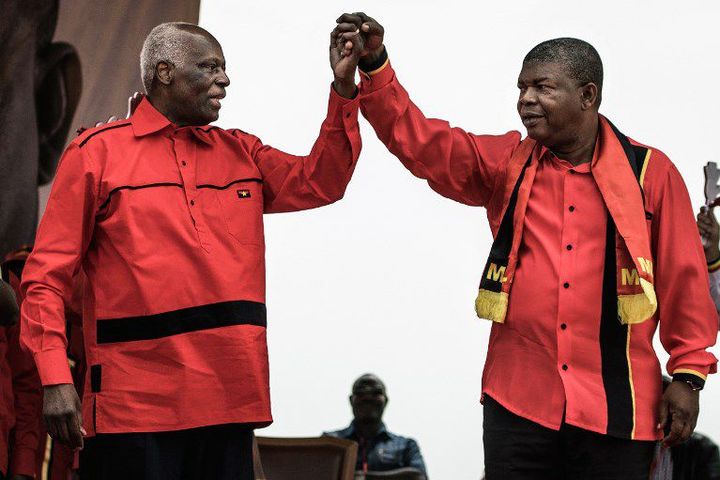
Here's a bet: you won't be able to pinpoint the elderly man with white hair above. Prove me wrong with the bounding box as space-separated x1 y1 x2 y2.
19 22 365 479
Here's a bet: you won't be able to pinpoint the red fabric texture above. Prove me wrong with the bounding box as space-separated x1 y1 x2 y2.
1 250 43 478
21 88 361 435
358 62 718 441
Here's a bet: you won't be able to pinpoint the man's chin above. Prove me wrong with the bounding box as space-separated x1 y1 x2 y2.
525 126 549 144
193 111 219 126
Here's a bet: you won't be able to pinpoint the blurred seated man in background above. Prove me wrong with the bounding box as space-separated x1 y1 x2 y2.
324 374 427 478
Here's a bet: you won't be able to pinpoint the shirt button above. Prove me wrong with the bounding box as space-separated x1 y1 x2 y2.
563 282 570 289
562 364 569 371
190 200 195 206
560 323 567 330
569 206 575 212
566 244 573 250
181 161 187 167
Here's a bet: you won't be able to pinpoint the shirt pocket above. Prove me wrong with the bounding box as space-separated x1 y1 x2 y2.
376 446 401 465
214 180 264 245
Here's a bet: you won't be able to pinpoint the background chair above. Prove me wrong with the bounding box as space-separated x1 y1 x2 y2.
361 468 428 480
256 436 358 480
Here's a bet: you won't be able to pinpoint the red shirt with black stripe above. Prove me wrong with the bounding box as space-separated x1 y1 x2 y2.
20 88 361 435
357 59 718 441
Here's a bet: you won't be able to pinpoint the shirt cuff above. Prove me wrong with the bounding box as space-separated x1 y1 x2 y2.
34 349 73 386
708 255 720 272
359 55 395 94
358 46 389 75
9 446 38 477
672 368 709 389
327 83 360 127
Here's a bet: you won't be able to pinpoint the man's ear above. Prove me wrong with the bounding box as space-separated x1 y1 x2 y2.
156 61 175 86
35 41 81 185
579 82 599 111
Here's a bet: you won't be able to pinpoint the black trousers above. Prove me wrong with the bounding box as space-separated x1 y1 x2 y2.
483 396 656 480
80 423 254 480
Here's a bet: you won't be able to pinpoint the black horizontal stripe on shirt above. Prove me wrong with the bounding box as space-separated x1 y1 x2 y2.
96 300 267 344
97 177 263 210
79 123 132 147
98 182 184 211
196 177 262 190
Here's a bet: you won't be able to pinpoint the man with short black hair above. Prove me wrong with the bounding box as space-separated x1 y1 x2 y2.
20 22 365 479
333 13 718 479
324 374 427 477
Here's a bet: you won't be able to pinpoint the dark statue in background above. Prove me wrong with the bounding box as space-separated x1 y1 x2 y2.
0 0 81 257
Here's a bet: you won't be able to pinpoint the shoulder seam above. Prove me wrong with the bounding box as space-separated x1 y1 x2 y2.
79 123 132 148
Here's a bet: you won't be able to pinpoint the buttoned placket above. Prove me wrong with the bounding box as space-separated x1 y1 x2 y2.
557 161 581 378
169 128 212 251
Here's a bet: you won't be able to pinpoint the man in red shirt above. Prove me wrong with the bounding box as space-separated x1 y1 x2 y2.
21 22 366 479
334 13 718 480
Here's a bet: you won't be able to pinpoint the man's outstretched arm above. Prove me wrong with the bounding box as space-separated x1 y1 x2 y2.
233 28 364 214
336 12 520 207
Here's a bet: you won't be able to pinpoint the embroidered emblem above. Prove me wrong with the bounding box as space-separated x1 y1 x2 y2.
237 189 251 199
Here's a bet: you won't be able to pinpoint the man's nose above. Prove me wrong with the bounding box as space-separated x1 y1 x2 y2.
216 70 230 87
519 88 537 105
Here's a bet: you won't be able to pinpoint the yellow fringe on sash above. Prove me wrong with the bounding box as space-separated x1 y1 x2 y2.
617 278 657 325
475 289 509 323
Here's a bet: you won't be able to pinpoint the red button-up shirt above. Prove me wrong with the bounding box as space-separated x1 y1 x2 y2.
21 87 361 435
358 62 718 441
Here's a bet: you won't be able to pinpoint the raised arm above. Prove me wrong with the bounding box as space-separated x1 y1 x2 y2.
697 206 720 313
335 13 520 207
235 27 365 214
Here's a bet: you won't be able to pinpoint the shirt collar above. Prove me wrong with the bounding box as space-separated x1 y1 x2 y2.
130 97 216 146
130 97 172 137
537 132 599 174
348 421 391 440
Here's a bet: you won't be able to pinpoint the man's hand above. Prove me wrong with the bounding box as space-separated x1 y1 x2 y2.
335 12 385 65
698 206 720 261
43 384 85 449
76 92 143 135
658 380 700 447
329 23 364 98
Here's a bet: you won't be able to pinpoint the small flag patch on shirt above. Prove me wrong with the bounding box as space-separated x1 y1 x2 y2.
237 189 251 199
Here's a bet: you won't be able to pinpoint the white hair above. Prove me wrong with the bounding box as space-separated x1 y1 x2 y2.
140 22 197 93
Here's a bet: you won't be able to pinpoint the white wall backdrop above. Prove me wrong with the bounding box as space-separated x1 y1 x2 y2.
200 1 720 478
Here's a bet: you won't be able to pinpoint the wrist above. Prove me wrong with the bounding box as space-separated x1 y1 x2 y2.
672 371 706 391
358 45 387 73
705 247 720 264
332 78 357 99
